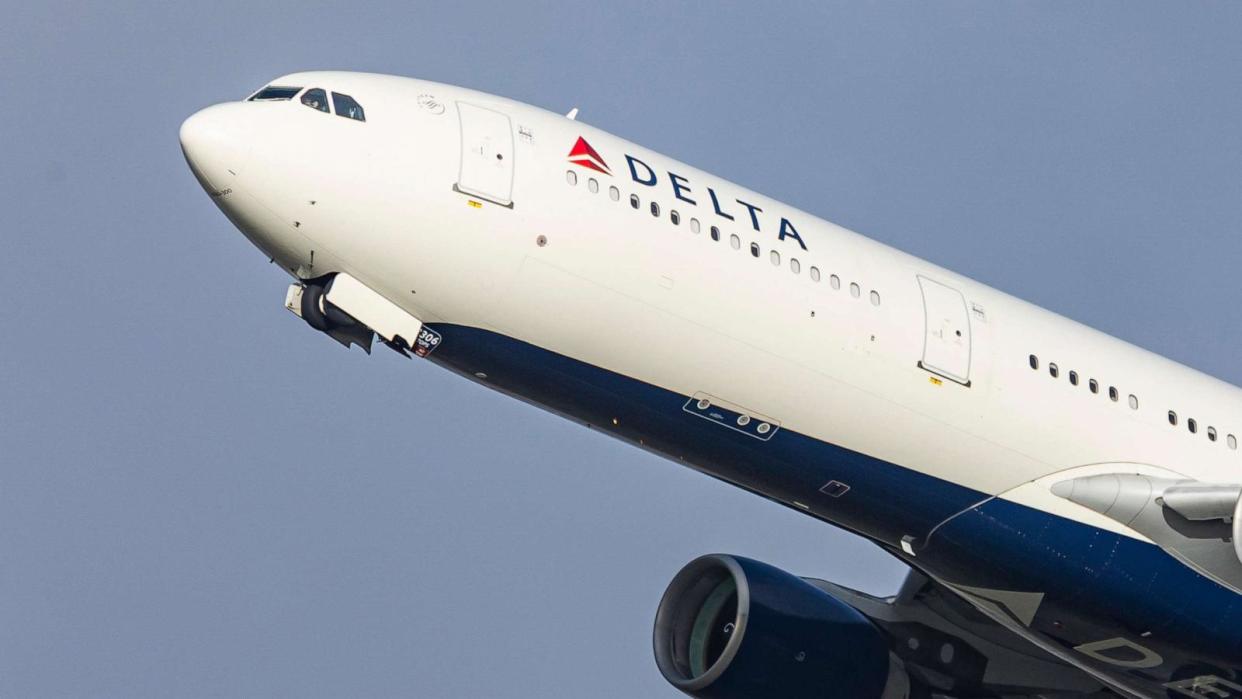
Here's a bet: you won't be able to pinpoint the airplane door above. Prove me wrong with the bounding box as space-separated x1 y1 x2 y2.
455 102 514 207
917 275 972 386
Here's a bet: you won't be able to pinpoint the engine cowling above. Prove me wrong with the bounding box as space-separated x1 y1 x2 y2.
653 554 901 699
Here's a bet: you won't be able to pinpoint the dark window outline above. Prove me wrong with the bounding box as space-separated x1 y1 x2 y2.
300 88 329 113
249 85 303 101
330 91 365 121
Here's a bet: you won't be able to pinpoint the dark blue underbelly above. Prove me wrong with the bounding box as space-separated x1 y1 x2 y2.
427 322 1242 690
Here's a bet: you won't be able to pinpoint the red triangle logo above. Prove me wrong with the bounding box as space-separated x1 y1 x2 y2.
568 136 610 175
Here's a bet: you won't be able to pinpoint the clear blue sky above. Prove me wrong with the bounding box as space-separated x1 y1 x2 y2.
3 2 1241 696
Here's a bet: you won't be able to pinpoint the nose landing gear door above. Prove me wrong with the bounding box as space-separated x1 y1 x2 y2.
454 102 515 208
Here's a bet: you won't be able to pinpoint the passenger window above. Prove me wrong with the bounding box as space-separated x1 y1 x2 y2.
750 242 760 257
1029 355 1039 370
790 258 801 274
566 170 578 185
650 201 660 217
609 186 620 201
331 92 365 121
588 178 599 193
770 250 780 266
1189 418 1198 434
1208 426 1218 442
1128 394 1139 410
1089 379 1099 394
630 194 640 209
249 85 302 101
690 218 700 233
870 290 881 306
1049 363 1059 378
730 234 741 250
1069 370 1079 386
1108 386 1119 402
850 282 861 298
711 226 721 242
1229 434 1238 450
670 210 681 225
1169 410 1178 426
809 266 820 282
301 88 329 113
830 275 841 290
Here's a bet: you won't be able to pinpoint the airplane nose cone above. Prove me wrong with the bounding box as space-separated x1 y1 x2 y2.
180 103 253 192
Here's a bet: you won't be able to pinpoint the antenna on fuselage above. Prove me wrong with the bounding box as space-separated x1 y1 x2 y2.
565 107 579 120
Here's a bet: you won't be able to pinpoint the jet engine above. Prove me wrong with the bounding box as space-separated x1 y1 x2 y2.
653 554 908 699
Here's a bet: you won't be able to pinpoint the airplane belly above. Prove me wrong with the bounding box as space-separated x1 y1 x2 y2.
422 321 1242 692
424 319 984 553
923 496 1242 695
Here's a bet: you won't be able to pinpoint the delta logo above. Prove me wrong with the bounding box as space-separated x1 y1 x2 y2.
567 137 611 175
566 135 809 251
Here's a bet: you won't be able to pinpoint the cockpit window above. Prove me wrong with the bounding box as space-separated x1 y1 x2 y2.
331 92 365 122
248 85 302 101
300 88 329 113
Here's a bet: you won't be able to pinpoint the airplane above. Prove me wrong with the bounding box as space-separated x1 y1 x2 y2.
180 71 1242 698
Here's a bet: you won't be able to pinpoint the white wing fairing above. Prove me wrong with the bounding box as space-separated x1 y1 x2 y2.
182 72 1242 697
1052 472 1242 594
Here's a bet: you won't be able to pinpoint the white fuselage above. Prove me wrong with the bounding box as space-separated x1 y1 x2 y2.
181 71 1242 693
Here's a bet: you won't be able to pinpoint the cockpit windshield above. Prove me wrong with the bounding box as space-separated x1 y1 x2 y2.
300 88 329 113
248 85 302 101
331 92 365 122
264 85 367 123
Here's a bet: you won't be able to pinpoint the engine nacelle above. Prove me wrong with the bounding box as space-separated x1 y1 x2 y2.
653 554 902 699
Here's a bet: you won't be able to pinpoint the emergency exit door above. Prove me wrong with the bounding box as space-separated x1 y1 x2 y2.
917 275 971 386
455 102 514 207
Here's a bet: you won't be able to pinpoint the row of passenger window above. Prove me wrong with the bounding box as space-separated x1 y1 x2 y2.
1030 355 1137 407
1028 354 1238 450
1168 409 1237 449
566 170 882 306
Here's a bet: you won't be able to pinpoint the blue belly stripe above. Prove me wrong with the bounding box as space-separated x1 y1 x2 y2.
426 322 1242 686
